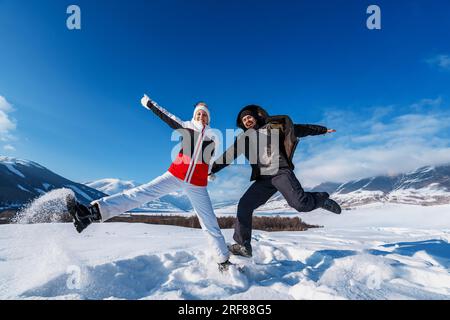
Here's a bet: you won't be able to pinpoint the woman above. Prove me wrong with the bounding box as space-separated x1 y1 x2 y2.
68 95 231 271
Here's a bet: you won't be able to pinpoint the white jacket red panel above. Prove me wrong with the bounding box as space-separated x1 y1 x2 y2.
144 99 215 187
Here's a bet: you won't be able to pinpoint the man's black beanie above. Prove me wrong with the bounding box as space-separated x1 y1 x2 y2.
240 109 257 120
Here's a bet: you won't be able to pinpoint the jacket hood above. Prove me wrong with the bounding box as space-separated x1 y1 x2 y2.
236 105 270 130
192 104 211 126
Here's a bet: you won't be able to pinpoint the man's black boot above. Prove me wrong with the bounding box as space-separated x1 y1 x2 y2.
228 243 253 258
321 198 342 215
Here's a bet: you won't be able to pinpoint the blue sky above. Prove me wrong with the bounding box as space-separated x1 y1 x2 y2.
1 0 450 200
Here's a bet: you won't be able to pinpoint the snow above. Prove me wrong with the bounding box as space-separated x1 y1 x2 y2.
65 185 93 202
17 184 31 193
387 186 450 205
34 188 46 195
362 177 375 189
5 164 25 178
42 183 52 190
85 179 136 195
334 189 384 200
409 166 435 175
0 156 44 169
0 202 449 300
14 188 74 224
299 203 450 230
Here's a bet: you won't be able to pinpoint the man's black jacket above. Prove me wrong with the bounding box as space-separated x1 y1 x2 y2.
211 105 328 181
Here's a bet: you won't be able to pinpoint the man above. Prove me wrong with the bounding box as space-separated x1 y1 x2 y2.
210 105 341 258
67 95 232 272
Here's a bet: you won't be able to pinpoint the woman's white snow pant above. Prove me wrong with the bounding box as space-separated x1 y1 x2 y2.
91 172 229 263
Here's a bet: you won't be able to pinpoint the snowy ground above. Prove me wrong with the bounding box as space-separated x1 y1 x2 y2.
0 204 449 300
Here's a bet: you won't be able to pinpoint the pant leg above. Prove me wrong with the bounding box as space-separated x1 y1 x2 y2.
234 179 277 248
92 172 182 221
271 168 325 213
184 185 229 263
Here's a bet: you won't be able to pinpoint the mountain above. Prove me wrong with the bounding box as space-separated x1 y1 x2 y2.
85 178 135 195
244 164 450 211
85 178 193 213
88 164 450 213
309 182 343 194
9 155 446 215
0 157 106 210
332 164 450 207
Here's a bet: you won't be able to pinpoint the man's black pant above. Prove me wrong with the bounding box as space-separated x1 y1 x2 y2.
233 168 328 248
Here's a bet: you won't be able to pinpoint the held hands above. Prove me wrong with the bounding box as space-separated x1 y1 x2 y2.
140 94 150 109
208 173 216 182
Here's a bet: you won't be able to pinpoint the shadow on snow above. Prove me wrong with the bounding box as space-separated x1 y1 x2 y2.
367 239 450 268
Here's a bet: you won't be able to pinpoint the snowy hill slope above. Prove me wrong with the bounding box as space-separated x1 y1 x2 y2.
0 204 449 300
0 157 106 209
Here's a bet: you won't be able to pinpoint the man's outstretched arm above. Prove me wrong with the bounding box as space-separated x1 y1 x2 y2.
294 124 335 138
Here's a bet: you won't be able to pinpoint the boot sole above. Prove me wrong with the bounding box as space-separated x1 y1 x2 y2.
322 199 342 215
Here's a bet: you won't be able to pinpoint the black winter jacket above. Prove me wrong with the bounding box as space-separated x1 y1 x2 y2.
211 105 328 181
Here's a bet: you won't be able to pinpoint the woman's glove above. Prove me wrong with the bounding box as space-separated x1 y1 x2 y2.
141 94 150 108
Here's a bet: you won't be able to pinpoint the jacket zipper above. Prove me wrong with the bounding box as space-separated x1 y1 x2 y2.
185 127 205 184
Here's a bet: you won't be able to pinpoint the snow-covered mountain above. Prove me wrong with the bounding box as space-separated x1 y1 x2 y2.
238 164 450 211
0 157 106 210
310 182 343 194
85 179 135 195
85 178 193 212
333 164 450 207
6 156 445 214
87 163 450 213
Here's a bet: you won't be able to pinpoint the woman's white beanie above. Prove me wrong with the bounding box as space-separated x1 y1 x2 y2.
193 103 211 125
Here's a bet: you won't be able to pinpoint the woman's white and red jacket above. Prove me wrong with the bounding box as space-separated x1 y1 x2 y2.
143 98 214 187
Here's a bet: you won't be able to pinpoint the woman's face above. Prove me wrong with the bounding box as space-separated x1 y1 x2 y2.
242 115 257 129
195 109 209 125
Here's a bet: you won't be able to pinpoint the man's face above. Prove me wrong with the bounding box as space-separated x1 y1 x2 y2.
195 109 209 125
242 115 257 129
